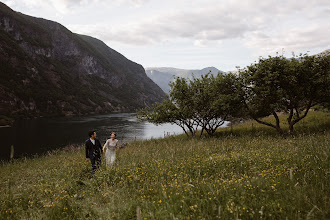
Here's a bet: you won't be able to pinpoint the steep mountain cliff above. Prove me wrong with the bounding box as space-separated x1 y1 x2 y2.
145 67 222 93
0 2 164 121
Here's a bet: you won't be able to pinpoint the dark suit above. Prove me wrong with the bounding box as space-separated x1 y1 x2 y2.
85 138 103 175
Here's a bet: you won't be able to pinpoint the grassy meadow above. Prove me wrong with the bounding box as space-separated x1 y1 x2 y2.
0 111 329 219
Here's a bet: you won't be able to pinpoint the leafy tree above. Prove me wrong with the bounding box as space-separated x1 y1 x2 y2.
190 73 243 135
137 77 199 137
137 72 243 137
238 54 330 134
137 97 195 137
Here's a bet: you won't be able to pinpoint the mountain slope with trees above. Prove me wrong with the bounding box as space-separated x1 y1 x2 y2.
0 2 165 122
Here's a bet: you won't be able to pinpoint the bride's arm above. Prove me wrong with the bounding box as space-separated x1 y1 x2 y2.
102 140 108 152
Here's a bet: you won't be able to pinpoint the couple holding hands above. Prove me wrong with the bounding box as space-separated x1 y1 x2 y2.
85 130 123 175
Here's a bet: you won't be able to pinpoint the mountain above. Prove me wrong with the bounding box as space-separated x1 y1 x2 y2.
316 49 330 56
145 67 222 93
0 2 165 121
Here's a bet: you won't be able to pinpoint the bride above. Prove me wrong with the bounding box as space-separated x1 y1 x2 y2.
103 131 119 167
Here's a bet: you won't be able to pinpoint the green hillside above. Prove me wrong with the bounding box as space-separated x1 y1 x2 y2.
0 111 329 219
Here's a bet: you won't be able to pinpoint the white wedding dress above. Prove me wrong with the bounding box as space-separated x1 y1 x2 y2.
103 139 118 167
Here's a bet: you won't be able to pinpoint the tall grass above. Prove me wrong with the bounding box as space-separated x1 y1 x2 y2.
0 111 329 219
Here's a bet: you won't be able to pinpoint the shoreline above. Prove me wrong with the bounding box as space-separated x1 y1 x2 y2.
0 125 11 128
0 111 138 127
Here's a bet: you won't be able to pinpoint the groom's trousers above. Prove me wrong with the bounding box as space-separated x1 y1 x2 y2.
90 154 101 175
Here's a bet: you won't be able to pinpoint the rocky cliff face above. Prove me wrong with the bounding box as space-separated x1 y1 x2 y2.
0 2 164 119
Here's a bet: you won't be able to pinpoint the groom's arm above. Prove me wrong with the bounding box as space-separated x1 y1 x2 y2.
97 139 103 153
85 141 89 159
102 140 108 152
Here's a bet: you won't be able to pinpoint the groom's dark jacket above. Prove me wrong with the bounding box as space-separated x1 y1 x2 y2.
85 138 103 159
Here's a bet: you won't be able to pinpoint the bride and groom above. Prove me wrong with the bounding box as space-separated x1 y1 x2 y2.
85 130 121 175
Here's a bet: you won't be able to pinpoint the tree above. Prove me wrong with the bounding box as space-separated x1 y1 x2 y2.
137 77 200 137
136 98 191 136
238 53 330 134
189 73 244 136
137 72 243 137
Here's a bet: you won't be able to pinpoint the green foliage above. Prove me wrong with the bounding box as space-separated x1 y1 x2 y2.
189 73 243 135
0 115 13 126
137 98 192 136
238 53 330 133
137 72 242 136
138 52 329 135
0 112 329 219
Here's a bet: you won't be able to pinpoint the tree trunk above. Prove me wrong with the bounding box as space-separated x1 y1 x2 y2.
287 102 313 134
276 126 284 134
176 122 189 137
272 112 281 133
200 126 205 137
288 122 294 134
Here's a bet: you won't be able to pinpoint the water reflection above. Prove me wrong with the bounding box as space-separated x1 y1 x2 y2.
0 113 228 160
0 113 184 160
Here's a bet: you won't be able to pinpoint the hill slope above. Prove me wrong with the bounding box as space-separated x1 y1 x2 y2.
145 67 222 93
0 2 164 119
0 111 329 219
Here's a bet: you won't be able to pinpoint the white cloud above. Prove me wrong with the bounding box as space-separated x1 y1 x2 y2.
2 0 149 14
125 0 149 7
66 0 330 59
3 0 330 69
68 4 258 45
244 25 330 56
193 40 208 47
3 0 45 9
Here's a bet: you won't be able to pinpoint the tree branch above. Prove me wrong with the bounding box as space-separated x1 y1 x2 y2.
253 118 277 129
292 100 313 125
272 111 280 129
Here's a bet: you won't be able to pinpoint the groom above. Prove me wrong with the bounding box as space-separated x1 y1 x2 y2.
85 131 103 176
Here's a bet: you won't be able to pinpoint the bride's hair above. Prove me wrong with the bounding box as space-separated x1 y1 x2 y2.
111 131 116 137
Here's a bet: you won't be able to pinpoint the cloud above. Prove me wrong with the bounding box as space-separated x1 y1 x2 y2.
49 0 87 14
3 0 45 9
67 0 330 56
2 0 149 14
68 4 258 45
5 0 330 55
125 0 149 6
244 25 330 55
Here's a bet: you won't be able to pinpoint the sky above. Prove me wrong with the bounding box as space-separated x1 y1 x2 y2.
2 0 330 71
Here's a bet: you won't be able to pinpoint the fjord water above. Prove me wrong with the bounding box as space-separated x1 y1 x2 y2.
0 113 186 161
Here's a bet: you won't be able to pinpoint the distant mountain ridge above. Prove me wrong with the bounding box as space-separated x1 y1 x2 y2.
145 67 222 93
316 49 330 56
145 49 330 94
0 2 164 120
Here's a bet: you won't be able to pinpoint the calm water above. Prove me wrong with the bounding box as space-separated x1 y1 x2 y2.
0 113 187 161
